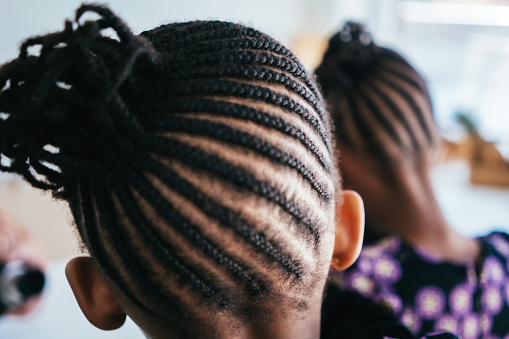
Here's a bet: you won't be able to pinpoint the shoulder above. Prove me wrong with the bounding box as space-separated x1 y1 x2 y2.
480 231 509 258
320 285 408 339
341 235 403 275
321 287 460 339
329 236 404 295
355 235 403 265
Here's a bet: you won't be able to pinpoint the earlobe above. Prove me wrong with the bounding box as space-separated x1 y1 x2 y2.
65 257 126 330
331 190 365 271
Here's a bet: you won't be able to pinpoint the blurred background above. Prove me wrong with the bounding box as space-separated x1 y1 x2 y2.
0 0 508 338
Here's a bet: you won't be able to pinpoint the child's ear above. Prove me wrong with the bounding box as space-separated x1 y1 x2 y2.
331 190 365 271
65 257 126 330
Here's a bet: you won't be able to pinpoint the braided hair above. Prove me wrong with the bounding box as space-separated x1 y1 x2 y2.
0 4 337 329
315 22 440 163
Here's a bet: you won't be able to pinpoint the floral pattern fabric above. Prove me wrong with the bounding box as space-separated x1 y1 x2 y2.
330 232 509 339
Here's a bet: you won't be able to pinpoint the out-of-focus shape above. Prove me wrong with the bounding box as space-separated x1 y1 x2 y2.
0 261 45 314
441 113 509 187
291 33 328 70
0 212 47 316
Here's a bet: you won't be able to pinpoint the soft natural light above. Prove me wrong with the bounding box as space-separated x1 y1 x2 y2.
399 1 509 26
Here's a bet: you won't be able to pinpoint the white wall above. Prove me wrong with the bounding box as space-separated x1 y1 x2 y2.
0 0 326 64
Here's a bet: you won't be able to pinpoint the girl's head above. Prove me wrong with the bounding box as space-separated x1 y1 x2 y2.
316 22 441 187
0 5 363 338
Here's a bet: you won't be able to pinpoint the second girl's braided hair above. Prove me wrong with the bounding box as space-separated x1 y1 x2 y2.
316 22 440 162
0 4 337 329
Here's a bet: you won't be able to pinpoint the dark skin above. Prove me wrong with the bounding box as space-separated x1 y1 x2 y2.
65 191 365 339
339 145 481 264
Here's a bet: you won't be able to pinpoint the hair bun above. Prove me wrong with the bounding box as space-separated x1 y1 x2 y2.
332 22 372 49
0 4 154 192
316 21 379 94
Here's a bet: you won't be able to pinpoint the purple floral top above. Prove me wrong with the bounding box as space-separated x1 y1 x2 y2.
329 232 509 339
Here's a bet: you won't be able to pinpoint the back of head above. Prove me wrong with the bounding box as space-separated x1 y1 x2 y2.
0 5 337 336
316 22 440 165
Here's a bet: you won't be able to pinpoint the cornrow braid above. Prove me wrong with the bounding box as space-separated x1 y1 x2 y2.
0 4 337 326
129 62 324 128
133 97 332 172
126 77 331 151
142 21 325 106
315 21 440 162
140 116 331 200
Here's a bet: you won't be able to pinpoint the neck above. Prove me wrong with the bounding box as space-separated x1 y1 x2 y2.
246 305 321 339
366 163 480 263
139 296 323 339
